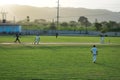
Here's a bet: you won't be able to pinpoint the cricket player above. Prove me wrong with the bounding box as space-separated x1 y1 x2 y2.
14 33 21 43
34 34 40 44
91 45 98 63
100 35 104 44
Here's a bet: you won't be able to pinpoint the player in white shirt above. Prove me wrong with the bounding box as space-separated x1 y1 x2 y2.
34 34 40 44
91 45 98 63
100 35 104 44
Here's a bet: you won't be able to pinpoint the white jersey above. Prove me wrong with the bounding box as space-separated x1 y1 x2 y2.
91 47 97 54
36 36 40 40
101 36 104 40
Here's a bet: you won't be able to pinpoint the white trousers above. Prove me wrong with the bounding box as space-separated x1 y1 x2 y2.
34 39 40 44
93 54 97 62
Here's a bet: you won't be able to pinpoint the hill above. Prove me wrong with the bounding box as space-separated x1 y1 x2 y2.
0 5 120 22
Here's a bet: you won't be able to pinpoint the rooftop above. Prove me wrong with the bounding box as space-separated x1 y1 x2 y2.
0 23 20 26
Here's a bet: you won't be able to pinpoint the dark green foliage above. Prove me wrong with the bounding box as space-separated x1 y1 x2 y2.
94 23 102 31
49 22 56 30
17 17 120 32
60 22 68 27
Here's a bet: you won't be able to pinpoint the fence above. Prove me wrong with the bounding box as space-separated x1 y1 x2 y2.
21 30 120 36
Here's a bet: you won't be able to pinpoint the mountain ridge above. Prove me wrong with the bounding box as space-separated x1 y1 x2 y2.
0 5 120 23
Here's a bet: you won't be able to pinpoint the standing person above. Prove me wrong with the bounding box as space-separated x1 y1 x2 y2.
91 45 98 63
14 33 21 43
34 34 40 44
100 35 104 44
56 32 58 38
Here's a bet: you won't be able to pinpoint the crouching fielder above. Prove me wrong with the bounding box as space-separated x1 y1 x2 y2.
34 34 40 44
91 45 98 63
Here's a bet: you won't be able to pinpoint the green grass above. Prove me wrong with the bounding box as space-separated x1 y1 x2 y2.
0 36 120 80
0 44 120 80
0 36 120 44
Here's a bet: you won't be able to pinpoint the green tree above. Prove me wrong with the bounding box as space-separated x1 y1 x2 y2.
60 22 68 27
69 21 77 27
69 21 78 31
94 22 102 31
78 16 90 33
108 21 118 31
49 22 56 30
78 16 88 26
101 21 109 33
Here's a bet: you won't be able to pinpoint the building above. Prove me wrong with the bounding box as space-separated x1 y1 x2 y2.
0 23 22 34
0 10 21 34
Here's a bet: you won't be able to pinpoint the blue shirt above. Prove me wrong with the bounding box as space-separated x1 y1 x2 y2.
91 47 97 54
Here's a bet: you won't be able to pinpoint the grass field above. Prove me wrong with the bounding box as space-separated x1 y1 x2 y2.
0 35 120 44
0 36 120 80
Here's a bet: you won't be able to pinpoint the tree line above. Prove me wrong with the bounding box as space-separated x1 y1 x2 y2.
17 16 120 33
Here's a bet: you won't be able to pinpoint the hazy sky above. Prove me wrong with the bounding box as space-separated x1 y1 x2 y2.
0 0 120 12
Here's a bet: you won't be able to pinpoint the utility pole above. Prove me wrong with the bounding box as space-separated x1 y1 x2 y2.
57 0 60 28
0 10 8 23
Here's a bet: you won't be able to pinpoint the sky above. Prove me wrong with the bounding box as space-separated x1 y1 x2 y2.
0 0 120 12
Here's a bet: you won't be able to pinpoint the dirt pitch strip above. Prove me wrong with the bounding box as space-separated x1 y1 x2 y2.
0 42 118 45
